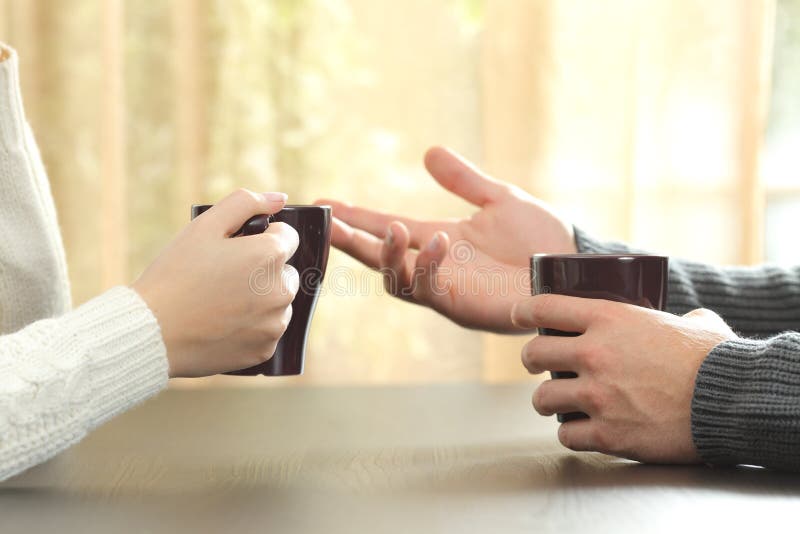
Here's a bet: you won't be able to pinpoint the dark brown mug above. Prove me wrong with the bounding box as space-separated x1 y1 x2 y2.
531 253 669 422
191 204 332 376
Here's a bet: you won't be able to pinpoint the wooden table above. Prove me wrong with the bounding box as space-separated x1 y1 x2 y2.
1 384 799 533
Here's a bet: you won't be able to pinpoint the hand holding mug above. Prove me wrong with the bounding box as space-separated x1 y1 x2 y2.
132 189 299 378
512 296 737 464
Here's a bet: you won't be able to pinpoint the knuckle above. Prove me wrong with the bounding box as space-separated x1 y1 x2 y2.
280 269 299 304
577 386 602 414
269 224 298 260
557 425 573 449
520 339 536 368
591 427 610 453
382 269 404 296
530 294 554 325
257 344 278 364
587 301 610 324
259 329 281 347
279 305 293 333
233 187 259 207
284 223 300 243
576 342 603 372
260 323 280 343
261 234 287 263
261 232 280 250
532 384 551 415
530 293 558 325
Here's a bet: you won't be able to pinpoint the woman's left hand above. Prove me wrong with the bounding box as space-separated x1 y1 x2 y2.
511 295 738 464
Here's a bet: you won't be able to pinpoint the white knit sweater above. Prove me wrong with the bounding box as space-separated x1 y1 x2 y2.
0 45 168 481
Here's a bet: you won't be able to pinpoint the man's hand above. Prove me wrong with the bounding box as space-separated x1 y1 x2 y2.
511 295 738 464
316 146 576 332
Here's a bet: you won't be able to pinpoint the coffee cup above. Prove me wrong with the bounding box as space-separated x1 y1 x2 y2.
191 204 332 376
531 253 668 422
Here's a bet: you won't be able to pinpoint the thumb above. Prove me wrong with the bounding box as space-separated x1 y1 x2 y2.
424 146 509 207
202 189 287 237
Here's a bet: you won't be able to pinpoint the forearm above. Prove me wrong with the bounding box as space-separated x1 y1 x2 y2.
0 286 168 481
574 227 800 338
0 44 71 334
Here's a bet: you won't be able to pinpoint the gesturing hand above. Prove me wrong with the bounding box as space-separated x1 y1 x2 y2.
316 147 575 332
512 295 737 464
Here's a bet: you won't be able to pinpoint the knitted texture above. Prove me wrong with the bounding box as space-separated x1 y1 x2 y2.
575 227 800 470
0 45 71 334
0 44 168 481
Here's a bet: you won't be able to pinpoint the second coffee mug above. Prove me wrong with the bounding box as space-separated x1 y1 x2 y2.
191 204 332 376
531 253 669 422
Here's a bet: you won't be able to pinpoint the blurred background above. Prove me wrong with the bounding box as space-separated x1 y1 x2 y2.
0 0 797 386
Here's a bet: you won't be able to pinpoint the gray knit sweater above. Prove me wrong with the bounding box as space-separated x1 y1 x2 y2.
575 228 800 471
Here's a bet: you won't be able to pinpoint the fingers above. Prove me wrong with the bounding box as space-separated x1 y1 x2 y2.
204 189 287 237
532 379 591 417
317 199 436 249
331 217 383 269
423 146 509 207
379 222 449 304
557 419 606 454
511 294 605 333
410 230 449 303
254 221 300 263
380 221 414 296
281 264 300 302
521 334 581 375
262 304 293 345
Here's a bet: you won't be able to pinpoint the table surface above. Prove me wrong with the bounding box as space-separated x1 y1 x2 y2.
1 384 799 533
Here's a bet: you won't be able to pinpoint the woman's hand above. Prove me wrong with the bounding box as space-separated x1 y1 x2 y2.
512 295 738 464
316 146 575 333
132 189 299 378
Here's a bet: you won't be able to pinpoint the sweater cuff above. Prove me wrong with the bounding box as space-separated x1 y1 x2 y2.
63 286 169 427
691 336 800 470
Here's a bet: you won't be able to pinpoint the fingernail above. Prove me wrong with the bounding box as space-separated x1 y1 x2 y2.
264 192 288 203
386 226 394 246
427 233 440 252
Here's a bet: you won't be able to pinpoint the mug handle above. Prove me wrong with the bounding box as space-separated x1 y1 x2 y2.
190 204 270 236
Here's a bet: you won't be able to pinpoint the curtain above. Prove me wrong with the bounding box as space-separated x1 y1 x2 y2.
0 0 774 386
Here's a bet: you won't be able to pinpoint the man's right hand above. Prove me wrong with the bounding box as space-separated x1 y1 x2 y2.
316 146 576 333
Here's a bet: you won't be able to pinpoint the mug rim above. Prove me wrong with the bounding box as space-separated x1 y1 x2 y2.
191 203 331 212
280 205 331 211
533 253 667 260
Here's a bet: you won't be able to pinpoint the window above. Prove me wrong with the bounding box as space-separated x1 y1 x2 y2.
764 0 800 265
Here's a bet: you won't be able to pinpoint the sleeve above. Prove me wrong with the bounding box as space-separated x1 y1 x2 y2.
0 45 168 482
0 44 72 334
574 227 800 470
574 227 800 339
0 286 168 482
692 335 800 471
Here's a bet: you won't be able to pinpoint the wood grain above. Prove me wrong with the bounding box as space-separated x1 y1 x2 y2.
1 385 799 533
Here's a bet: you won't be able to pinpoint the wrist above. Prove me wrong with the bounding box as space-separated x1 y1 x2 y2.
129 281 179 378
